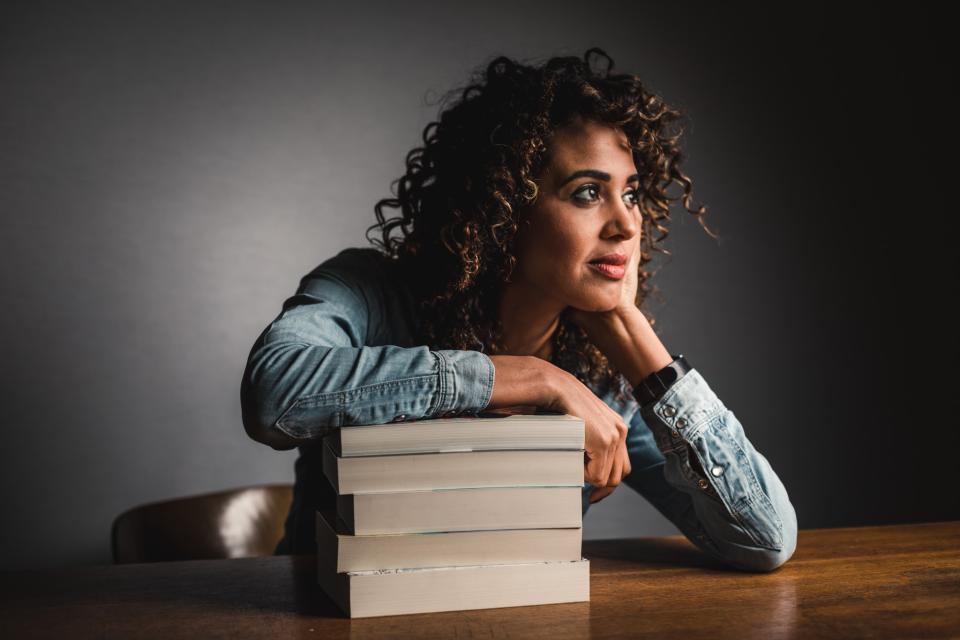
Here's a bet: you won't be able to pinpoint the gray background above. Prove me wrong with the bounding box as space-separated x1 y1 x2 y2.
1 1 954 571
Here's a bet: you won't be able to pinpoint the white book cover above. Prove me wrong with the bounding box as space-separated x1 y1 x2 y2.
322 436 584 494
315 508 583 571
317 554 590 618
332 411 585 457
336 485 583 534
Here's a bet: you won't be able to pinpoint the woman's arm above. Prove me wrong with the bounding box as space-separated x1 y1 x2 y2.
619 368 798 572
241 249 563 451
486 354 559 411
240 249 500 450
567 305 797 572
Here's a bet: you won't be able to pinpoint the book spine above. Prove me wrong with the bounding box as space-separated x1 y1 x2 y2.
322 437 340 493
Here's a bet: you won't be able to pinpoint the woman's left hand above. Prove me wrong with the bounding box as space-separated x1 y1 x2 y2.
566 241 642 356
570 242 640 324
565 242 672 387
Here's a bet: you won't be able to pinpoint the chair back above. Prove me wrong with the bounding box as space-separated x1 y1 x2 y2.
111 484 293 563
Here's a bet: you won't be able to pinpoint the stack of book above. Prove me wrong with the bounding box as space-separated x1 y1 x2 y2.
315 408 590 618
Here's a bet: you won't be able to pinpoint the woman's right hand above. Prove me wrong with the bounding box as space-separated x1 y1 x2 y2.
545 368 632 501
486 355 631 502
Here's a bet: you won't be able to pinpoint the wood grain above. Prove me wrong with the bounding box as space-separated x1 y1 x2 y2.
1 520 957 639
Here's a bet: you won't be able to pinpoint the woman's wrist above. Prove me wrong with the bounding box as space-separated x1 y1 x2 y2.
599 307 673 387
487 354 563 411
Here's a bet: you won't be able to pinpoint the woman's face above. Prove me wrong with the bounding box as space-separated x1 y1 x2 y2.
512 118 642 312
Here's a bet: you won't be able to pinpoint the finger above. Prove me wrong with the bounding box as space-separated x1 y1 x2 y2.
590 485 615 504
585 452 612 488
605 450 623 489
619 441 632 479
621 449 632 478
595 449 614 488
585 443 614 486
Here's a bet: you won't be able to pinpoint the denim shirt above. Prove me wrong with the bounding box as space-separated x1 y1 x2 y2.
240 247 798 572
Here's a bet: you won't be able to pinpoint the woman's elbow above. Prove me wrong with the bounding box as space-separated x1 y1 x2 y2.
740 540 796 573
773 501 800 570
736 503 799 573
242 409 298 451
240 374 298 451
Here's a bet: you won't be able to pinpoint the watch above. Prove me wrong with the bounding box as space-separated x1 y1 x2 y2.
632 353 692 408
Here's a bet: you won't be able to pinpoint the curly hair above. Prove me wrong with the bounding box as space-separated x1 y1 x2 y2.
365 47 718 408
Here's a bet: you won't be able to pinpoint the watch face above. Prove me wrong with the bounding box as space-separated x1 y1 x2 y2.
633 356 690 407
657 357 686 387
661 365 680 386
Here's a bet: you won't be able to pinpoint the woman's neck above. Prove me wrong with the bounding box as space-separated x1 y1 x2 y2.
494 280 564 361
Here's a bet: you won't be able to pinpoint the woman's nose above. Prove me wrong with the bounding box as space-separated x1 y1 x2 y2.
607 199 640 239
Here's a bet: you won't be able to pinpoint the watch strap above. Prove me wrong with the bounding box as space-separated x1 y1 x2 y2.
632 354 691 408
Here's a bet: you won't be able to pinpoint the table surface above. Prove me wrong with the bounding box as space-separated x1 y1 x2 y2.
1 520 958 639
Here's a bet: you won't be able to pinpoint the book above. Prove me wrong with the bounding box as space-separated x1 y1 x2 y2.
315 509 582 571
314 411 592 617
330 411 584 457
335 485 583 534
316 511 590 618
321 436 584 494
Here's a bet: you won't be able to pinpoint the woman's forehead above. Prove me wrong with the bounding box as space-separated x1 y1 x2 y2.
544 122 636 176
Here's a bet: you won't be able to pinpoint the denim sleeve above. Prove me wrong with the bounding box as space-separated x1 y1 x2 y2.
596 368 798 573
239 253 496 451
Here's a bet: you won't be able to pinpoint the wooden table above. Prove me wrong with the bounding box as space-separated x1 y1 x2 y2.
1 521 957 639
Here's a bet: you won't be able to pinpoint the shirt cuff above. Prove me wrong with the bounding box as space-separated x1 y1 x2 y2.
640 367 722 451
432 349 496 418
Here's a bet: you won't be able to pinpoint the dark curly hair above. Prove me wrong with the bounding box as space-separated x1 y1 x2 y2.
365 47 718 408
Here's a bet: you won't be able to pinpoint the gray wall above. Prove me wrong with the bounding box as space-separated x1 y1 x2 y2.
1 1 953 571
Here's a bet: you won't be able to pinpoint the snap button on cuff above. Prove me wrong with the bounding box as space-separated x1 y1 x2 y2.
711 466 724 477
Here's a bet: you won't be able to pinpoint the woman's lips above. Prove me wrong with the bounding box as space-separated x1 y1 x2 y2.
587 262 626 279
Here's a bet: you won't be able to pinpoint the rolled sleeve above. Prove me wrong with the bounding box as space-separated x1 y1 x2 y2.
637 367 797 570
432 349 496 417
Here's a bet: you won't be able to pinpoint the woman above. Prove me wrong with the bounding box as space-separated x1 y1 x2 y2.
240 48 797 572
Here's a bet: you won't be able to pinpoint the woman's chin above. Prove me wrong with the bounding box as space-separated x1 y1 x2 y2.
569 295 619 313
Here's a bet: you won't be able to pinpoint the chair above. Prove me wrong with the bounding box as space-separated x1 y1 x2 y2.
111 483 294 564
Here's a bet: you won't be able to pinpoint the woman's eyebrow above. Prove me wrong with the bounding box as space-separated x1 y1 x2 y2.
559 169 641 187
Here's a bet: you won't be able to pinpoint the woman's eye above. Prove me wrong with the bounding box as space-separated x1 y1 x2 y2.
572 184 600 204
572 185 640 207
